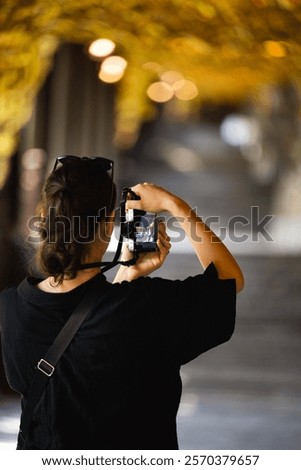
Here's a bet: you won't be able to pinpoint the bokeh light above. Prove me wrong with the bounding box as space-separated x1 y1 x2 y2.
147 82 174 103
21 148 46 171
101 56 127 74
98 68 125 83
220 114 260 147
174 80 199 101
88 38 116 58
98 56 127 83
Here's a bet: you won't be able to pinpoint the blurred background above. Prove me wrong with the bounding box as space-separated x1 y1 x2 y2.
0 0 300 450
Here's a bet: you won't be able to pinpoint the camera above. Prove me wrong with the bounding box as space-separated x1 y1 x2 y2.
120 188 159 253
123 209 159 253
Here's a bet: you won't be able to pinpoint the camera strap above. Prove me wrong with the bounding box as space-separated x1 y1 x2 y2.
78 187 139 273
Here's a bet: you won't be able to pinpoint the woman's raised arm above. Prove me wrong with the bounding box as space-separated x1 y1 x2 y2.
125 183 244 293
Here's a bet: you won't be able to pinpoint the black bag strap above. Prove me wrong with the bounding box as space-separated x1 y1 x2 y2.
18 280 108 445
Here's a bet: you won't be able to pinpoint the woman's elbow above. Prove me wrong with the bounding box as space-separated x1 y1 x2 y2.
235 272 244 293
235 266 245 294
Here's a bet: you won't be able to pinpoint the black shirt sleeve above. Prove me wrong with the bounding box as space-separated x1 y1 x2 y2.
141 262 237 365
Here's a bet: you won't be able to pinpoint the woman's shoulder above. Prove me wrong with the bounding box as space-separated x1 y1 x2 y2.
109 269 205 296
109 263 235 308
0 284 18 302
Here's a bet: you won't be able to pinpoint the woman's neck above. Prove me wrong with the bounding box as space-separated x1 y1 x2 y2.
38 268 101 293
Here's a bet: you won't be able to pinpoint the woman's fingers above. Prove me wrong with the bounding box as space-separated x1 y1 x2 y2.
126 183 174 213
157 223 171 255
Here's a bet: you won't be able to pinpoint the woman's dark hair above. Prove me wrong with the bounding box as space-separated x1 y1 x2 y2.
36 160 116 284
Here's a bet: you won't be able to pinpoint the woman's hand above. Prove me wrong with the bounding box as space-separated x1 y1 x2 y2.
113 222 171 283
126 183 179 214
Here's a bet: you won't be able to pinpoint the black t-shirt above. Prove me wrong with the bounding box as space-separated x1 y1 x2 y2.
0 262 236 450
